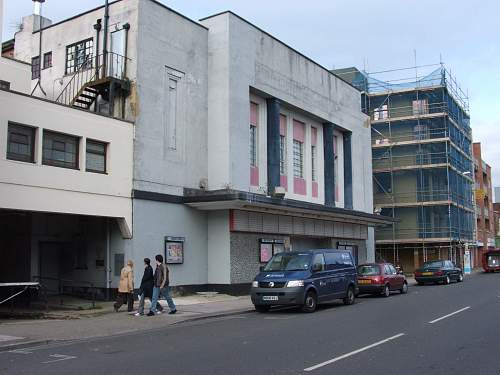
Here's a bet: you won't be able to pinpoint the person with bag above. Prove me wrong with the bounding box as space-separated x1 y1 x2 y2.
134 258 154 316
114 260 134 312
147 254 165 316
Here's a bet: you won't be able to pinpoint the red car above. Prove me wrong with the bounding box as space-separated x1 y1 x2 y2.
483 249 500 273
357 263 408 297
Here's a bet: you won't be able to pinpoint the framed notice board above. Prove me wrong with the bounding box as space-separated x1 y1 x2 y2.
165 236 185 264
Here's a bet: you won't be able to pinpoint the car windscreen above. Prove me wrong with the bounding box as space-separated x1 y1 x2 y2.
357 265 380 276
423 261 444 268
264 253 312 272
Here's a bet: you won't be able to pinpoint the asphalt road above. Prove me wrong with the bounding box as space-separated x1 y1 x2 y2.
1 272 499 375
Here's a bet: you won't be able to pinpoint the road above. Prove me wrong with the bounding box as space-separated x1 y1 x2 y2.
1 272 499 375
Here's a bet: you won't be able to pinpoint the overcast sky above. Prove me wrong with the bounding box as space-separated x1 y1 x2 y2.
2 0 499 190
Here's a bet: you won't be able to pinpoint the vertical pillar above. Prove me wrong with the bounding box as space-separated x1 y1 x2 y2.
267 98 280 195
343 131 353 209
323 123 335 207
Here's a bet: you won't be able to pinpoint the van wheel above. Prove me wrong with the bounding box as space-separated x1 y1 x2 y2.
382 284 390 297
254 305 270 313
301 291 317 313
400 282 408 294
343 286 355 305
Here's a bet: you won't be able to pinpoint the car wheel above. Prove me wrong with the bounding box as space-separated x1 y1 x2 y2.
400 282 408 294
343 286 355 305
444 275 451 285
457 273 463 282
301 290 317 313
254 305 270 313
382 284 390 297
417 281 424 286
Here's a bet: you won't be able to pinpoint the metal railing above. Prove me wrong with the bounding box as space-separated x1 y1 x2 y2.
55 52 129 107
32 275 97 308
374 190 472 207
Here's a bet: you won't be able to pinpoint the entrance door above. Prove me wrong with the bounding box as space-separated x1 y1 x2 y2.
109 29 126 78
39 242 63 294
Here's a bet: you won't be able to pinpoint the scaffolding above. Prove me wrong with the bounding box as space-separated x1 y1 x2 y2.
335 64 475 271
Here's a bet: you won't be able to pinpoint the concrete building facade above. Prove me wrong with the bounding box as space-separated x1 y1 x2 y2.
1 1 389 296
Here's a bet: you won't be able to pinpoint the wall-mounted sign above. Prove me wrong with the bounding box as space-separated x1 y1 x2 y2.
259 239 285 263
165 236 185 264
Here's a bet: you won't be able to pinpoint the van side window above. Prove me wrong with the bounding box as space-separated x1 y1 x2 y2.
341 252 354 267
312 254 325 272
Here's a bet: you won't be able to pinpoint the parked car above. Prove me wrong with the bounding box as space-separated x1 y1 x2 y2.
357 263 408 297
414 260 463 285
250 249 357 313
482 249 500 273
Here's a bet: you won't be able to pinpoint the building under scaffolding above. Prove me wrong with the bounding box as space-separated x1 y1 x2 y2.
335 64 475 271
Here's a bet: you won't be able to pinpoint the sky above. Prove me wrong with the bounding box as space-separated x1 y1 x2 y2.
2 0 499 191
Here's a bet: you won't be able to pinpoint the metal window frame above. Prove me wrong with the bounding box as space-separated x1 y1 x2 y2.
279 135 286 175
65 38 93 75
249 124 257 167
42 129 80 170
293 139 304 178
31 56 40 80
85 139 107 174
42 51 52 69
6 122 36 163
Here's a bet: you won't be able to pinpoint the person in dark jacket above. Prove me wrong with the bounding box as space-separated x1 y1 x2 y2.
135 258 154 316
147 254 165 316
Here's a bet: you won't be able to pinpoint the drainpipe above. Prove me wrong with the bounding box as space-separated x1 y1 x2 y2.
94 19 102 80
102 0 109 78
121 23 130 119
31 0 47 96
106 218 111 300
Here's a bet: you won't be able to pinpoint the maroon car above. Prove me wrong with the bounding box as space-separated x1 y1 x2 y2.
357 263 408 297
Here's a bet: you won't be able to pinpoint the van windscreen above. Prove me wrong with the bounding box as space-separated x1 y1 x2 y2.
264 253 311 272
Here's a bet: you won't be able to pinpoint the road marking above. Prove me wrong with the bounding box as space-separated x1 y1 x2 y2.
303 333 405 372
8 348 33 355
0 335 25 342
428 306 471 324
42 354 77 364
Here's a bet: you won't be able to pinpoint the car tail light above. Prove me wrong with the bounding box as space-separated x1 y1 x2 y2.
373 276 382 284
414 271 421 276
435 271 444 276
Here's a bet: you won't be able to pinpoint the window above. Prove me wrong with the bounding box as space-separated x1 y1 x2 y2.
293 140 304 178
43 52 52 69
86 140 107 173
65 38 93 75
312 253 325 272
250 125 257 167
373 104 388 120
412 99 428 115
280 135 286 174
43 130 79 169
7 123 36 163
0 80 10 90
31 56 40 79
311 145 317 181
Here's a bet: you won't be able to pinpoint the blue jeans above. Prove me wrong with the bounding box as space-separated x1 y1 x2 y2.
150 287 161 313
150 286 176 313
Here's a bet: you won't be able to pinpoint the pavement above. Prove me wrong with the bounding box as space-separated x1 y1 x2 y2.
0 271 497 375
0 293 254 351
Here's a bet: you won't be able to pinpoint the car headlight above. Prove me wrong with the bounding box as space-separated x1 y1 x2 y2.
286 280 304 287
252 281 259 288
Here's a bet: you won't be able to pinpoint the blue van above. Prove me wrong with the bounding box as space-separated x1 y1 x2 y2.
250 249 358 313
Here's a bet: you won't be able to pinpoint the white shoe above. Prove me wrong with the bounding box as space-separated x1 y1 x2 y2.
156 311 163 315
134 313 143 316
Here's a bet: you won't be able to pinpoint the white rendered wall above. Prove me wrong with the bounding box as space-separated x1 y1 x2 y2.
0 90 133 236
201 13 372 214
207 211 231 284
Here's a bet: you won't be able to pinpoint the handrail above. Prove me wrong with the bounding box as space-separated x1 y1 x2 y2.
32 275 97 308
55 52 130 107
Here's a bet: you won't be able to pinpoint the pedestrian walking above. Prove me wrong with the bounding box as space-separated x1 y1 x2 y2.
147 254 177 316
135 258 154 316
159 261 177 315
148 254 165 316
114 260 134 312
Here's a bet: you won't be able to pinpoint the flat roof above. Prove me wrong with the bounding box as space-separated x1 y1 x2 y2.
199 11 359 92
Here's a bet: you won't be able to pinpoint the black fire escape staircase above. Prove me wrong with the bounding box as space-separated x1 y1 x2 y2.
55 52 130 117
